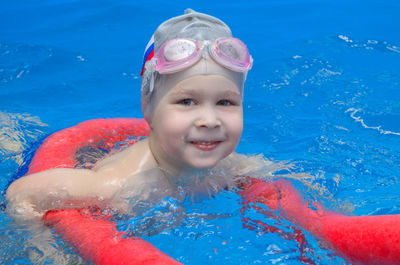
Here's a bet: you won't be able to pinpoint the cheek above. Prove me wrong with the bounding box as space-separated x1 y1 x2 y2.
154 110 192 139
226 110 243 137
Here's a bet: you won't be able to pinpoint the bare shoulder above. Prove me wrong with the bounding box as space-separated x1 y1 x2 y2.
94 138 157 180
93 138 172 204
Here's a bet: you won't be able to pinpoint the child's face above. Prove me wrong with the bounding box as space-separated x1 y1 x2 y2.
148 74 243 172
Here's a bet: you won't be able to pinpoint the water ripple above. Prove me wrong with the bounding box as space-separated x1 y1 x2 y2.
337 34 400 54
0 42 53 84
0 112 48 164
346 108 400 136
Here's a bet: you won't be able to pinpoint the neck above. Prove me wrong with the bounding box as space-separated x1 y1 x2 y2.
148 135 192 184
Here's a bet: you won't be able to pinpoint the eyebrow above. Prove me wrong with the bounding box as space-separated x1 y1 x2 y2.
222 90 241 98
170 87 195 96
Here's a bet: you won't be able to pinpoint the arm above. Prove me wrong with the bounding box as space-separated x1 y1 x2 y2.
239 177 400 265
7 168 182 265
6 168 111 218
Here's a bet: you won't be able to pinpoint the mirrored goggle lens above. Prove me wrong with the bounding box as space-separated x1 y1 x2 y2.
163 39 197 61
218 39 244 60
212 38 252 71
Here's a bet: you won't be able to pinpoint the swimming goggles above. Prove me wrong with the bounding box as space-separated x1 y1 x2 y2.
141 37 253 76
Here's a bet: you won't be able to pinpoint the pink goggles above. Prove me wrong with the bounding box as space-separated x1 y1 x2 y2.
150 37 253 75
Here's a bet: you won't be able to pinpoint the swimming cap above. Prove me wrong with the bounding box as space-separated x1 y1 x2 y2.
141 9 248 109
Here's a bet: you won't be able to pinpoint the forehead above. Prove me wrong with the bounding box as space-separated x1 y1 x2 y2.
169 75 241 95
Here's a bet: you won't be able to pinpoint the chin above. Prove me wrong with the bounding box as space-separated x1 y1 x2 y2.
187 156 226 170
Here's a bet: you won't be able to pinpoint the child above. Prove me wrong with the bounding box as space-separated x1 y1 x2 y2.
6 8 253 219
6 9 400 265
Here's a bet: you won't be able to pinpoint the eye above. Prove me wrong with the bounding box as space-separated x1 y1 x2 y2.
178 98 195 106
217 99 235 106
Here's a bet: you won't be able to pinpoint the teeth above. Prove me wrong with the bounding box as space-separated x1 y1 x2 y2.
192 141 218 145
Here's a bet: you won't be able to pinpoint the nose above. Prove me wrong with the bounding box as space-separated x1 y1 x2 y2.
194 105 221 129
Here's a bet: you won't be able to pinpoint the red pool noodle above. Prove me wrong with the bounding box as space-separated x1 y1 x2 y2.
240 178 400 264
28 118 151 174
28 118 181 265
28 118 400 264
43 209 181 265
322 214 400 264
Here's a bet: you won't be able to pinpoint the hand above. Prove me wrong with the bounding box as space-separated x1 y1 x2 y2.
7 197 43 220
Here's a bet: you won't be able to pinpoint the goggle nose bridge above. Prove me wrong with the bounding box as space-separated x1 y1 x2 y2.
200 40 211 59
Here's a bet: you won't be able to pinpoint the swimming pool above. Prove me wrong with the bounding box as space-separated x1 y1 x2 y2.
1 0 399 264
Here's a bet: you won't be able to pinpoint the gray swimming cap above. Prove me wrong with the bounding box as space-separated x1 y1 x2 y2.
141 9 247 109
153 8 232 52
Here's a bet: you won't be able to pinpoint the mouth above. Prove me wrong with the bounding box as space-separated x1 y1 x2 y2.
190 141 222 151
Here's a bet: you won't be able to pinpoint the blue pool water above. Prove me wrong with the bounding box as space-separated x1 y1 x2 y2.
1 0 399 264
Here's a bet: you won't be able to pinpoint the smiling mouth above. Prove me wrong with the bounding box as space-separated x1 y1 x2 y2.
190 141 222 151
